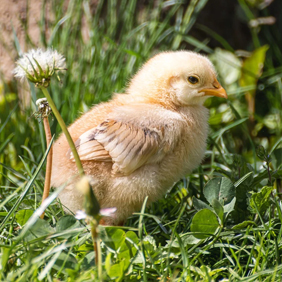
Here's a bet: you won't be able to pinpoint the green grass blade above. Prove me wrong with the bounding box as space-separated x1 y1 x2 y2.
0 135 54 232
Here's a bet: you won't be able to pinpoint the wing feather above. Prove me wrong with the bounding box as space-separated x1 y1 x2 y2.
69 119 165 175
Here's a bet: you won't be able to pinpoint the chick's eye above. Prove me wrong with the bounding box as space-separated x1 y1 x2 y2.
187 76 199 84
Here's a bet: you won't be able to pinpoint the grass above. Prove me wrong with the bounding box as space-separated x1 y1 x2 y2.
1 0 282 281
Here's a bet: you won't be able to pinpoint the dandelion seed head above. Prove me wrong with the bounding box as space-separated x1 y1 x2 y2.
13 48 66 87
34 98 52 119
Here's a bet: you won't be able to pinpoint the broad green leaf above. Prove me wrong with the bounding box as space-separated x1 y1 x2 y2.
143 236 157 256
239 45 269 95
80 251 95 269
105 227 126 251
53 252 77 272
204 177 235 206
209 111 224 126
121 231 139 252
105 252 112 276
210 48 241 86
56 215 78 232
249 186 274 215
191 209 220 239
107 230 139 279
223 197 236 214
212 199 224 223
107 260 125 282
182 235 202 246
105 252 126 282
118 231 138 270
25 218 54 242
192 196 212 211
271 148 282 170
15 209 33 226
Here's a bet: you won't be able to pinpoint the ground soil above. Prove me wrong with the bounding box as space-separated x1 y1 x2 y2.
0 0 45 81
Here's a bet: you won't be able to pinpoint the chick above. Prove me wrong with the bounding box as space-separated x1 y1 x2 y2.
51 51 227 225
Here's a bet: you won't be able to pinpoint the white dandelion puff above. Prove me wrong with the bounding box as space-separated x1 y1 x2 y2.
13 48 66 87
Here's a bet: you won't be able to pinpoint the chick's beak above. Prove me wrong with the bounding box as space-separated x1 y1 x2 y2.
199 79 227 99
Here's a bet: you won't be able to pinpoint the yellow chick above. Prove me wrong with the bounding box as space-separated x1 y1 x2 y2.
51 51 227 225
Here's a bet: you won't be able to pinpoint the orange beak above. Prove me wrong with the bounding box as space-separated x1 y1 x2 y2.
199 79 228 99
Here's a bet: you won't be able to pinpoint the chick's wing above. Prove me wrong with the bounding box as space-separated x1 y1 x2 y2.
69 119 165 175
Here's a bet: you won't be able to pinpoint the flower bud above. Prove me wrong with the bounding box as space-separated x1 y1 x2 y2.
76 176 100 217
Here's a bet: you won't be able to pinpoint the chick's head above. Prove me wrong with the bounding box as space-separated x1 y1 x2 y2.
127 51 227 106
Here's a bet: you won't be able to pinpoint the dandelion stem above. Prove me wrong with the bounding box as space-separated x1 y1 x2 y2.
39 87 84 176
40 116 53 219
90 219 101 273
